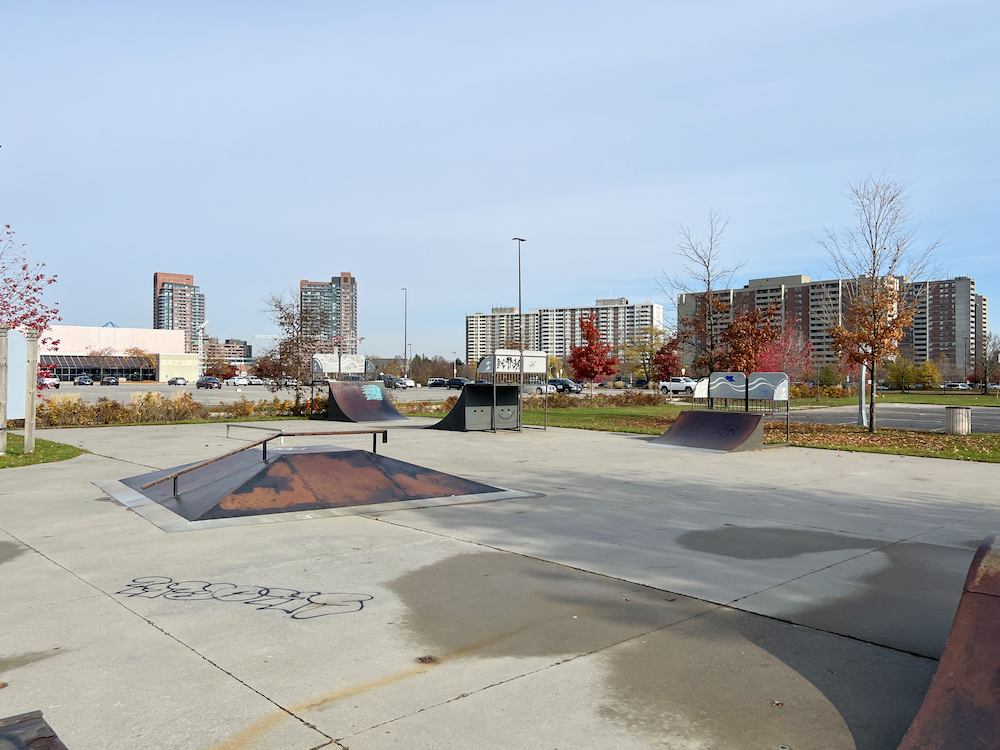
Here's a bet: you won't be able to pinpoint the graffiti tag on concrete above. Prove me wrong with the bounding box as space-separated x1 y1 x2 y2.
115 576 372 620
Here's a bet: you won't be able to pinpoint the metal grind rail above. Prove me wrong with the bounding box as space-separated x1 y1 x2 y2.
141 429 389 498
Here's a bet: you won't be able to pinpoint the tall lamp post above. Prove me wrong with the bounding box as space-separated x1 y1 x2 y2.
452 351 457 378
401 288 408 378
512 238 526 429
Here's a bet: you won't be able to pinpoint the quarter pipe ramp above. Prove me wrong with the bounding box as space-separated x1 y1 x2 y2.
650 410 765 452
895 532 1000 749
328 381 408 422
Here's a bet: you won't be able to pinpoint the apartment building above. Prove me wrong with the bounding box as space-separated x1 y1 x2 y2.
466 307 540 364
677 274 987 371
300 273 359 354
153 272 206 354
465 298 663 364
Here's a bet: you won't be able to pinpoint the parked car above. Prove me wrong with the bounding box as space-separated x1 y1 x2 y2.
247 376 263 386
634 379 650 389
74 375 94 386
944 382 972 390
196 376 222 389
523 380 556 395
167 377 187 386
428 377 447 388
225 376 249 387
38 376 60 389
400 377 416 388
660 377 697 395
446 377 471 390
548 378 583 394
382 375 403 389
100 376 119 386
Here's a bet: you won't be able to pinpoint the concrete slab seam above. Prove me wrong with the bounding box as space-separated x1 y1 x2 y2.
0 525 337 747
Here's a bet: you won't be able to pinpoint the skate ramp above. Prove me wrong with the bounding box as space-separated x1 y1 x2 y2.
896 532 1000 749
430 384 519 431
0 711 69 750
328 380 408 422
116 445 502 522
650 410 765 452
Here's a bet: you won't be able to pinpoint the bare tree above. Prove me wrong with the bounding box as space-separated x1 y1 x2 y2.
819 174 940 431
262 291 327 409
659 211 744 373
972 332 1000 394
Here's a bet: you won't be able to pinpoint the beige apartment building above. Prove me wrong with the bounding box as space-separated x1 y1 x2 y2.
466 298 663 364
676 274 987 373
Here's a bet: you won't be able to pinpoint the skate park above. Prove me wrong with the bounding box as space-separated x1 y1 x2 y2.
3 397 999 749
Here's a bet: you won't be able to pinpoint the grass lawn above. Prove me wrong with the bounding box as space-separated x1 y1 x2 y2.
1 433 87 469
522 406 1000 462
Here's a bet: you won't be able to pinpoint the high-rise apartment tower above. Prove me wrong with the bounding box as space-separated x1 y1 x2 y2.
300 273 359 354
153 272 206 354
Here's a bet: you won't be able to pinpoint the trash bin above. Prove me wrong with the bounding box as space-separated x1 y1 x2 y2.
946 406 972 435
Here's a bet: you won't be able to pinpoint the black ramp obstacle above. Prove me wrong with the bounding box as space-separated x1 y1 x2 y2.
328 381 408 422
650 410 765 452
430 384 519 431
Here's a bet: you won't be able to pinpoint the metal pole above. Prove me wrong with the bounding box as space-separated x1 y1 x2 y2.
24 329 39 454
858 363 868 427
513 238 526 431
0 326 7 456
401 288 408 378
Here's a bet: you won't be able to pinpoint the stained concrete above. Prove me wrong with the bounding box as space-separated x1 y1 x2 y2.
0 420 995 748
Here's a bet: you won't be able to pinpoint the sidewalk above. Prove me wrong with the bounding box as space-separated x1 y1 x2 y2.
2 420 995 749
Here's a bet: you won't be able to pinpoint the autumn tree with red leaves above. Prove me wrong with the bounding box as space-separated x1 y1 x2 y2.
757 323 813 381
1 225 60 455
652 339 681 382
568 312 619 397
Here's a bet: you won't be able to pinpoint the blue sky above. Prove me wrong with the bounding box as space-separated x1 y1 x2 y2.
2 1 997 359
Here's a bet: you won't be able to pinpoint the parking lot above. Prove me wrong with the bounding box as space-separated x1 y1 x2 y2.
781 402 1000 433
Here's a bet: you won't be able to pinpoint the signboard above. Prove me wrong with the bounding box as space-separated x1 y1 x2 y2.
7 329 27 420
708 372 746 399
476 349 547 375
748 372 790 401
312 354 367 375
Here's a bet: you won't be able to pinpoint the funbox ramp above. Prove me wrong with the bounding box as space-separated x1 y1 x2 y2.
895 531 1000 749
327 380 408 422
429 384 519 431
650 410 765 452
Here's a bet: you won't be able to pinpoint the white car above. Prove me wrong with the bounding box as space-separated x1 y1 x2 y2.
944 382 971 390
522 382 556 395
401 377 416 388
660 377 697 395
247 376 264 386
225 376 249 387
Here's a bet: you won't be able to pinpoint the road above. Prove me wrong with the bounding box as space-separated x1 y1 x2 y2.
782 402 1000 433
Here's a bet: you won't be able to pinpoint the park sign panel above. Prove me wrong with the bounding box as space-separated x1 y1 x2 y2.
6 328 27 420
476 349 547 375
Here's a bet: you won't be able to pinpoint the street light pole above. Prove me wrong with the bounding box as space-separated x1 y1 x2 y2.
512 238 526 430
401 288 408 378
452 351 457 378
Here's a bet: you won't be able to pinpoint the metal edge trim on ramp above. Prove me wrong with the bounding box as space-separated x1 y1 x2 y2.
94 479 539 533
895 531 1000 749
649 410 766 452
327 380 408 423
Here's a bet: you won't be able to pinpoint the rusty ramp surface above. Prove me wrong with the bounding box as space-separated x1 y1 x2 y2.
0 711 70 750
895 532 1000 749
117 445 501 522
650 410 765 452
327 380 408 422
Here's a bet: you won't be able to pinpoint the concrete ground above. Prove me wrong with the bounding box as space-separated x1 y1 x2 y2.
2 418 997 749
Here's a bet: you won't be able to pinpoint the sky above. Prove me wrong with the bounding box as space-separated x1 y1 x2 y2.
2 1 998 360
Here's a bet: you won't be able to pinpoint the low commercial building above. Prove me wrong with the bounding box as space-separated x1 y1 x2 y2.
39 325 199 382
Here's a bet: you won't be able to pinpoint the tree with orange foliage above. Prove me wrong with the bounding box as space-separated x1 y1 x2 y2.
718 303 781 374
820 174 939 432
